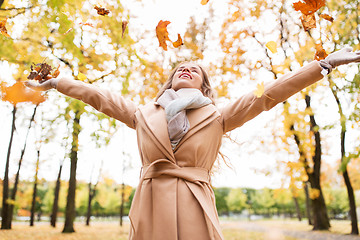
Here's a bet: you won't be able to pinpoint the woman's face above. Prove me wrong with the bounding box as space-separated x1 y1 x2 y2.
171 62 203 91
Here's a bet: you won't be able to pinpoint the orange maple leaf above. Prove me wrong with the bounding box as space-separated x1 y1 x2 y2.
156 20 183 51
156 20 172 51
300 13 316 31
1 81 46 105
293 0 325 15
172 34 183 48
314 43 328 60
201 0 209 5
0 18 11 38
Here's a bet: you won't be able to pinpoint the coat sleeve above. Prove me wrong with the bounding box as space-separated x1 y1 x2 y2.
56 78 137 129
219 61 324 133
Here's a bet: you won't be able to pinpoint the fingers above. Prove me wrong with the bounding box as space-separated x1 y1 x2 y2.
25 80 52 91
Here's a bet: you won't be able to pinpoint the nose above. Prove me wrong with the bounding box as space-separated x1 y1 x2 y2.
182 67 190 73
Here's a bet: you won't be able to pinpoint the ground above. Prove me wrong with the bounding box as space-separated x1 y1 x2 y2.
0 219 359 240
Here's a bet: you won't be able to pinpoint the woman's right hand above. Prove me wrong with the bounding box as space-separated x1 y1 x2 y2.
25 78 59 91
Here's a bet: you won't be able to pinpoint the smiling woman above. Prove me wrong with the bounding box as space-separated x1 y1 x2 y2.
25 47 360 240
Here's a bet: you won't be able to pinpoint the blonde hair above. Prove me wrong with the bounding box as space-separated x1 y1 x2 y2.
155 62 215 103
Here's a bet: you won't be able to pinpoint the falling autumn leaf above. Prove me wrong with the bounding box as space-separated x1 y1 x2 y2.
156 20 183 51
53 65 60 78
253 82 265 98
156 20 172 51
0 18 11 38
265 41 277 54
80 22 95 28
64 28 73 35
293 0 325 15
172 34 183 48
0 81 46 105
94 6 110 16
121 20 128 38
314 43 328 60
201 0 209 5
300 13 316 31
77 72 87 81
319 13 334 22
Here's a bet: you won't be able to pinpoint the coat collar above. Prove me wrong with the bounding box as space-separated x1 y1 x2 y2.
137 102 219 159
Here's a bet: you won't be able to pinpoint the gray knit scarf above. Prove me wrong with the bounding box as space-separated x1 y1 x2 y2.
157 88 212 150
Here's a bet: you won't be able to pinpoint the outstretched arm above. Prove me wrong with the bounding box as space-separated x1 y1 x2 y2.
26 77 137 129
220 47 360 133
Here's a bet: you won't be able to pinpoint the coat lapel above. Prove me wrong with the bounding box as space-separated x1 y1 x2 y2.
137 103 220 158
137 103 175 161
174 104 220 150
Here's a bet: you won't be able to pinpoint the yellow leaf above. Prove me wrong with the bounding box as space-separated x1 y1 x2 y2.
77 72 87 81
253 82 265 98
265 41 277 53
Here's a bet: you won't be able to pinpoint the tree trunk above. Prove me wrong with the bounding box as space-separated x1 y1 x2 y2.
330 82 359 235
86 183 94 226
293 196 302 221
120 182 125 226
1 106 16 229
340 131 359 234
30 150 40 226
305 95 330 231
51 162 63 227
304 182 313 225
62 110 81 233
8 105 38 228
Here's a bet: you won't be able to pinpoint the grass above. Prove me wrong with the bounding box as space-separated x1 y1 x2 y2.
0 219 358 240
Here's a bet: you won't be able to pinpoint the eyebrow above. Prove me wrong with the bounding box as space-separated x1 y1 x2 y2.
178 66 200 70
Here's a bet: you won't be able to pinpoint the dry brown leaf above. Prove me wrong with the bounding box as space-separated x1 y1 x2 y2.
122 20 128 38
319 13 334 22
94 6 110 16
300 13 316 31
314 43 328 60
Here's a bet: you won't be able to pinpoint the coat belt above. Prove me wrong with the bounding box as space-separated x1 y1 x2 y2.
129 159 223 240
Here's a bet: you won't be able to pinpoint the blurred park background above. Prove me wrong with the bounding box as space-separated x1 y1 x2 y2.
1 0 360 239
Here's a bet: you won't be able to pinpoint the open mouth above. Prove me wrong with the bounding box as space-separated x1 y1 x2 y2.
179 72 192 79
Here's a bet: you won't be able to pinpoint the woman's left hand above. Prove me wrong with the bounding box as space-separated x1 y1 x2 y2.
323 47 360 69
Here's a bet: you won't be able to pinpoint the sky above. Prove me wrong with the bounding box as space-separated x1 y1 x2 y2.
1 0 357 190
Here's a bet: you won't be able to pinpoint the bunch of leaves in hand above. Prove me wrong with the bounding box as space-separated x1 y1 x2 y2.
27 63 60 83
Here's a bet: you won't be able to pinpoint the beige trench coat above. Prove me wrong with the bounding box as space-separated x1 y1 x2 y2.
57 61 323 240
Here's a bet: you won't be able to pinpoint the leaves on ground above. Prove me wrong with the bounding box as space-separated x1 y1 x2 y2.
156 20 183 51
0 18 11 38
94 6 110 16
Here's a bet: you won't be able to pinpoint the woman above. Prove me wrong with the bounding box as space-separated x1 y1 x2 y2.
27 47 360 240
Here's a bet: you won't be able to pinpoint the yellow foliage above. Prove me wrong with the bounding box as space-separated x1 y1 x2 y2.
265 41 277 54
309 188 320 199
